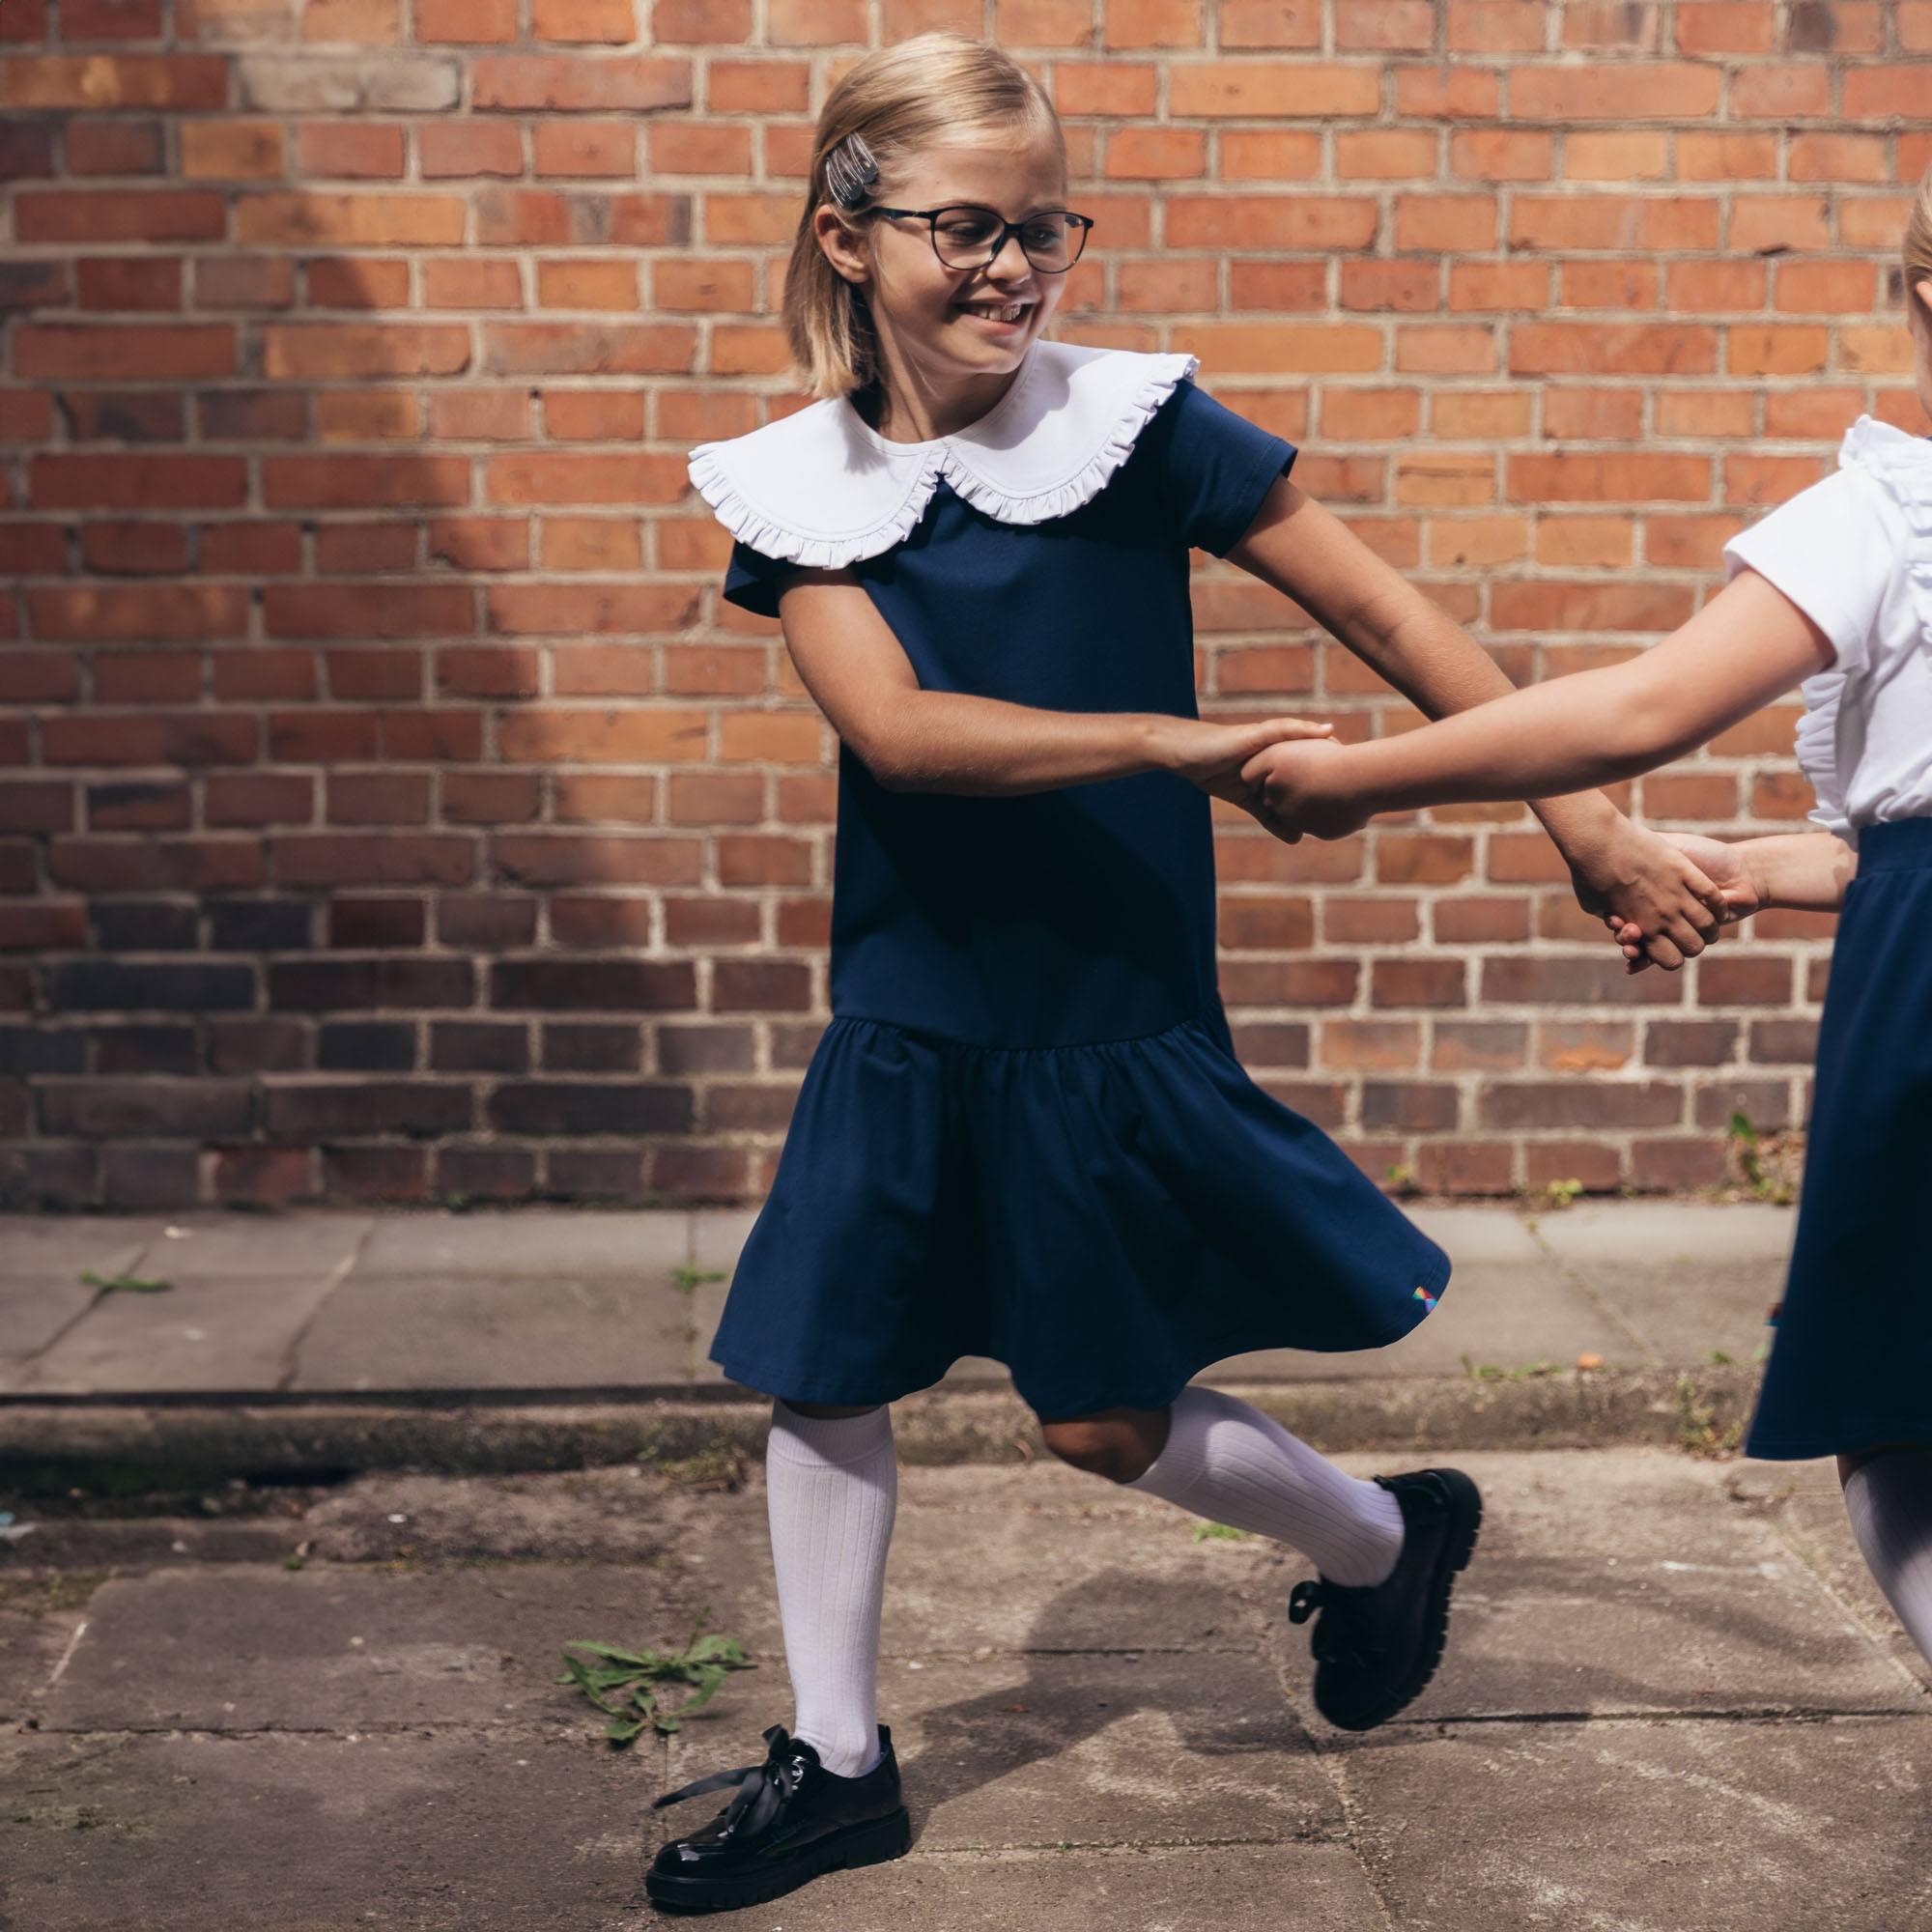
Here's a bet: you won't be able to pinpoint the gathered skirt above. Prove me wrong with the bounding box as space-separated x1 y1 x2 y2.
1747 818 1932 1460
708 1010 1450 1417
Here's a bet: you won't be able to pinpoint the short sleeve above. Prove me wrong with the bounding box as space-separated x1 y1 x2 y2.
1722 467 1903 675
1141 378 1296 556
722 539 800 620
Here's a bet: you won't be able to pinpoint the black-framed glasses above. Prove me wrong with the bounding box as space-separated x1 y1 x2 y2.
872 204 1094 274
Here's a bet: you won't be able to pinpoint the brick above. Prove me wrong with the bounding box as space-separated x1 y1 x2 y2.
1168 62 1381 117
1558 0 1658 43
471 54 690 111
293 127 409 188
1451 128 1551 181
491 958 696 1010
14 188 222 245
1337 129 1438 179
182 119 286 182
1394 193 1496 251
419 121 523 178
1165 194 1378 250
1832 67 1924 119
1510 63 1719 119
1506 452 1711 502
0 54 228 110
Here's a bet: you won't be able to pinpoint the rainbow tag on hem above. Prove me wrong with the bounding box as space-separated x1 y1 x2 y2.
1412 1285 1438 1313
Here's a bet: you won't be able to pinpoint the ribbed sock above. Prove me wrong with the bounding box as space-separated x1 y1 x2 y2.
1842 1447 1932 1669
1126 1384 1404 1587
765 1401 897 1778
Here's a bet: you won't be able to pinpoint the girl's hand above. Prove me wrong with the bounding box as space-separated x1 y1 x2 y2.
1610 831 1763 972
1239 738 1372 843
1159 715 1334 810
1560 814 1725 972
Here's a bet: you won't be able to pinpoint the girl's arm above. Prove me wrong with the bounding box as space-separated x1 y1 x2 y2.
1241 568 1836 834
774 569 1329 798
1227 479 1728 966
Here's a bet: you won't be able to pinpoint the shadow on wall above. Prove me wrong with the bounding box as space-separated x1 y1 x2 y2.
0 25 854 1213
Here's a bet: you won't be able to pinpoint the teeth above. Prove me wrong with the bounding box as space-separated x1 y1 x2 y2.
964 302 1027 322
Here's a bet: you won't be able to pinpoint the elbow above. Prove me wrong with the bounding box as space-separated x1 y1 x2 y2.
844 723 924 793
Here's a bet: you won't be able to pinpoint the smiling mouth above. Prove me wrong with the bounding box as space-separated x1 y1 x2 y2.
956 300 1034 323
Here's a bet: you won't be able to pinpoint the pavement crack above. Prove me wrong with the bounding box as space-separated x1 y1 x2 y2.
1521 1215 1662 1368
1389 1705 1925 1727
274 1223 375 1395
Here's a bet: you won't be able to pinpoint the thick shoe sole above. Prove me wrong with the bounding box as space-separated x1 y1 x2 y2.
1323 1467 1483 1734
645 1805 912 1916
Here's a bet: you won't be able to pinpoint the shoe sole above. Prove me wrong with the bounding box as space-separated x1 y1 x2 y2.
644 1805 912 1915
1325 1467 1483 1734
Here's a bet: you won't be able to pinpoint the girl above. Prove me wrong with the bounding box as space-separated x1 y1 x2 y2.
1246 171 1932 1684
649 34 1727 1914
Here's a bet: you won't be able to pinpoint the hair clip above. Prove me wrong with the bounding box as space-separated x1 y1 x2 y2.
825 131 880 211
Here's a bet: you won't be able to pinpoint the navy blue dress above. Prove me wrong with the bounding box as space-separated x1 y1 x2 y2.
709 378 1449 1417
1746 817 1932 1459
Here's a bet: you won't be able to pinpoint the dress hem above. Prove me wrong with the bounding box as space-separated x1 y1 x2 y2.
1746 1422 1932 1462
711 1251 1452 1419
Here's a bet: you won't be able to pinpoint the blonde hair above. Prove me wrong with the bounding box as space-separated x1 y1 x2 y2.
1908 161 1932 334
782 34 1066 399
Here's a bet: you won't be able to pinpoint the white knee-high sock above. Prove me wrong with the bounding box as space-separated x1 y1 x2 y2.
765 1401 896 1778
1126 1385 1405 1587
1842 1447 1932 1669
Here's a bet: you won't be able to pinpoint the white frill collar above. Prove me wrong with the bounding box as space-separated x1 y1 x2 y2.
1793 415 1932 844
686 339 1200 569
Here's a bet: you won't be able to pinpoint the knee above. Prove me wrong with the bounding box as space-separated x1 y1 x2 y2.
1039 1408 1169 1485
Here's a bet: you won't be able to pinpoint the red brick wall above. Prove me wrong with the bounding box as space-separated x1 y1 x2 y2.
2 4 1929 1209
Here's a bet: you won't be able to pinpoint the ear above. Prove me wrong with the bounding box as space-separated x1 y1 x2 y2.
1916 276 1932 321
813 204 871 288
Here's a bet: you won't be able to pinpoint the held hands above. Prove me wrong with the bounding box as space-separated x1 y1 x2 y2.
1163 715 1340 823
1604 831 1763 973
1237 738 1371 844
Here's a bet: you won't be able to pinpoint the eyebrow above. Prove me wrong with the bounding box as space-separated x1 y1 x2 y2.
918 199 1069 216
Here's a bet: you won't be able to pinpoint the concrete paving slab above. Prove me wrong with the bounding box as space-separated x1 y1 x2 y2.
1350 1450 1912 1723
292 1270 694 1392
672 1464 1280 1665
298 1465 701 1566
0 1728 658 1932
0 1216 162 1276
1736 1457 1932 1694
18 1272 347 1396
1533 1200 1797 1265
1211 1259 1638 1383
0 1601 87 1722
1534 1199 1794 1369
0 1276 111 1381
1342 1717 1932 1932
115 1211 373 1279
682 1207 761 1390
35 1563 693 1735
0 1720 1388 1932
355 1208 690 1278
660 1649 1336 1857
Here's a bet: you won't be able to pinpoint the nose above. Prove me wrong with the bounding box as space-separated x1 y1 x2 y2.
984 228 1036 282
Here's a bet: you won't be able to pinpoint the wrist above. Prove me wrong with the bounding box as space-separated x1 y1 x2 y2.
1532 790 1621 860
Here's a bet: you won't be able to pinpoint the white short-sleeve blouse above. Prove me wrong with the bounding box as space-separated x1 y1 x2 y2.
1722 416 1932 847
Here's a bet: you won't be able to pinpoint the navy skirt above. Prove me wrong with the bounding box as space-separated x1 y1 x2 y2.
1747 818 1932 1460
710 1011 1450 1418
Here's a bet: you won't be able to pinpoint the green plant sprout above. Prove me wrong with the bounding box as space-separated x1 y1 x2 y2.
79 1269 170 1294
558 1614 754 1747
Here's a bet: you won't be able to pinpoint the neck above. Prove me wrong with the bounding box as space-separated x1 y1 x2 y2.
858 344 1031 444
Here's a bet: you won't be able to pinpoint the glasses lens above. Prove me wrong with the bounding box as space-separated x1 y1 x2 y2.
930 208 1082 271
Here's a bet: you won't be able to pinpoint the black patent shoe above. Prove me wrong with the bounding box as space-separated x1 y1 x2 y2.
644 1722 910 1915
1287 1467 1482 1733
